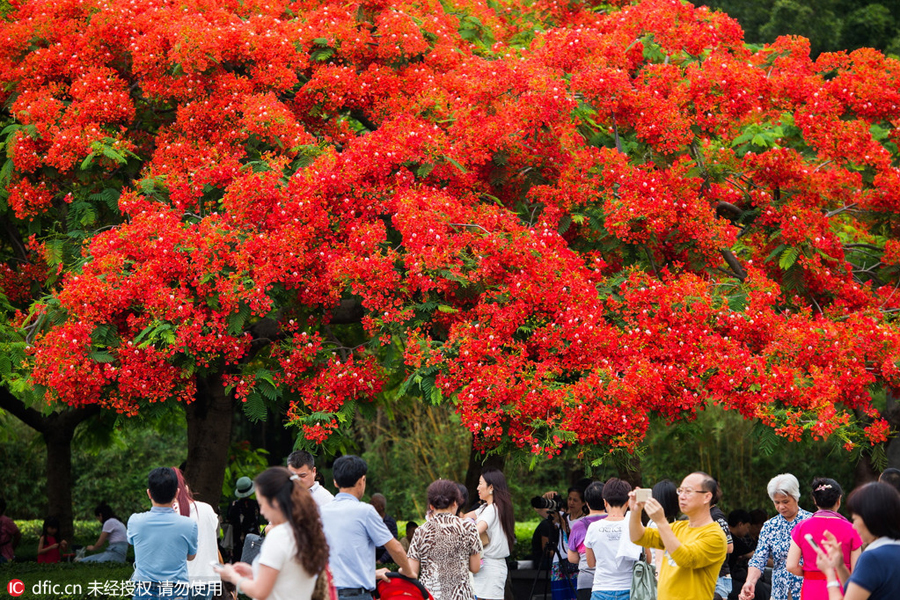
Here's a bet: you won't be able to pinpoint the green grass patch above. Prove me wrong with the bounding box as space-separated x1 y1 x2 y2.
0 562 134 599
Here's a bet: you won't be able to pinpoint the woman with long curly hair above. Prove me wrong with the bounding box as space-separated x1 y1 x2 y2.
216 467 329 600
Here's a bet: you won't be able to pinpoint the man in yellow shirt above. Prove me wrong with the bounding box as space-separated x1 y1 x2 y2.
629 472 727 599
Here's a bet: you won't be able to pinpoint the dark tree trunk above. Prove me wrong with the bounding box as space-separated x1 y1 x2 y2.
0 386 99 542
185 373 235 509
617 454 642 488
884 389 900 469
463 444 506 512
43 417 79 541
854 453 879 488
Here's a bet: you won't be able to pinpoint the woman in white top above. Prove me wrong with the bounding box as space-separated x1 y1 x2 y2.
79 503 127 563
216 467 329 600
584 478 641 600
465 468 516 600
174 467 222 600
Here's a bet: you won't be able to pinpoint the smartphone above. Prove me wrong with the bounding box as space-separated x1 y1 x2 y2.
635 488 652 503
804 533 820 552
210 561 224 571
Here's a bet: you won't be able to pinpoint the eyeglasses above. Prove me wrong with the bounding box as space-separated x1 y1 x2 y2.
676 488 711 496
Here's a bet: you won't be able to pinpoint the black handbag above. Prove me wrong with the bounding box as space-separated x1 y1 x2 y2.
241 533 263 565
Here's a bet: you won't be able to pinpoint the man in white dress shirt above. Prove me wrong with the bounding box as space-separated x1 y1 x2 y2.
287 450 334 507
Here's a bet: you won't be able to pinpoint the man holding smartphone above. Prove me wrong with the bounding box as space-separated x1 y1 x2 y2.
629 472 727 600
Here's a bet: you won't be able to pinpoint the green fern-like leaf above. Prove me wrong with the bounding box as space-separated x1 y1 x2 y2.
242 391 269 423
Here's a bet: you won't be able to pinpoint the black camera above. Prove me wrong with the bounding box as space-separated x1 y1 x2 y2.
530 493 564 513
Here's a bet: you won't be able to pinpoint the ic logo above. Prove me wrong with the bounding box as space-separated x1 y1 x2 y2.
7 579 25 597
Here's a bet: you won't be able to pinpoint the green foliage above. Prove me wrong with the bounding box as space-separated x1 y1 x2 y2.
357 402 472 519
0 412 188 521
13 520 99 542
0 416 47 519
70 419 188 521
221 441 270 510
843 4 896 53
640 405 857 514
706 0 900 57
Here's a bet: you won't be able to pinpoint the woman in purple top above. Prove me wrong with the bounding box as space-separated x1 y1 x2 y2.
787 478 862 600
567 482 607 600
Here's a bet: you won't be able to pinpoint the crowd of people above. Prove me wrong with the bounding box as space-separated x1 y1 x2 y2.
3 459 900 600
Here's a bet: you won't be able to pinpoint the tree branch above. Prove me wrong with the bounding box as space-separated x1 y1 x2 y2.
611 112 622 153
449 222 492 235
0 385 46 431
720 249 747 281
329 298 365 325
348 110 378 132
826 203 858 218
844 243 882 252
715 201 744 221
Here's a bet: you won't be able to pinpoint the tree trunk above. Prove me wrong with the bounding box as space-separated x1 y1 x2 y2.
43 418 78 541
463 444 506 512
185 373 235 510
884 389 900 469
617 454 642 488
854 453 878 488
0 386 99 542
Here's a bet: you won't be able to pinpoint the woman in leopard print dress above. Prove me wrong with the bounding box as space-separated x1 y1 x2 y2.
408 479 483 600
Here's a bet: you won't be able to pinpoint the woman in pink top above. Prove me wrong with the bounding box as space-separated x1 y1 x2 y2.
786 478 862 600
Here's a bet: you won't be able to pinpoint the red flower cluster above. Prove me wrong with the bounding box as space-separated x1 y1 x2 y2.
3 0 900 455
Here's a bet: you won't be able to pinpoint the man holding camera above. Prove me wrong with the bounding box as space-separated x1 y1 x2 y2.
629 472 727 600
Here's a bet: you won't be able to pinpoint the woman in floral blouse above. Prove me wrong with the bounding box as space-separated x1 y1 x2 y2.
407 479 483 600
740 473 812 600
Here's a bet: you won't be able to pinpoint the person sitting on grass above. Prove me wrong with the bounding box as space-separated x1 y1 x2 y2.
37 516 67 564
80 503 128 563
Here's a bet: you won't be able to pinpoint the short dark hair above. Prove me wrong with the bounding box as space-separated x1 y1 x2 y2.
584 481 605 511
847 482 900 539
148 467 178 504
879 468 900 494
602 477 632 508
810 477 843 509
728 509 752 528
287 451 315 470
652 479 679 522
693 471 719 500
427 479 462 510
332 455 367 488
749 508 768 525
456 483 469 514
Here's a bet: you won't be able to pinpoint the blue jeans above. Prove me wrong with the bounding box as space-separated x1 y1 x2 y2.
81 542 128 563
189 584 216 600
590 591 630 600
715 576 733 598
337 590 373 600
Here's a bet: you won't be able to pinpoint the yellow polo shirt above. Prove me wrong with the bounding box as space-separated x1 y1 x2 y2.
635 520 727 600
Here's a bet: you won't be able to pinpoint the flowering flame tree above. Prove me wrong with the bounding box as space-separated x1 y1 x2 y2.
2 0 900 501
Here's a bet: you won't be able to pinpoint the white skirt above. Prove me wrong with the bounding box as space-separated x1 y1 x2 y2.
473 556 507 599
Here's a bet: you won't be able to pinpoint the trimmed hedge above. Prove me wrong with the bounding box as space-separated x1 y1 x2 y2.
15 521 99 541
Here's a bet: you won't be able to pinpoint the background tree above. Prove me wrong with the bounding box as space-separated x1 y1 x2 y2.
1 0 900 514
704 0 900 56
